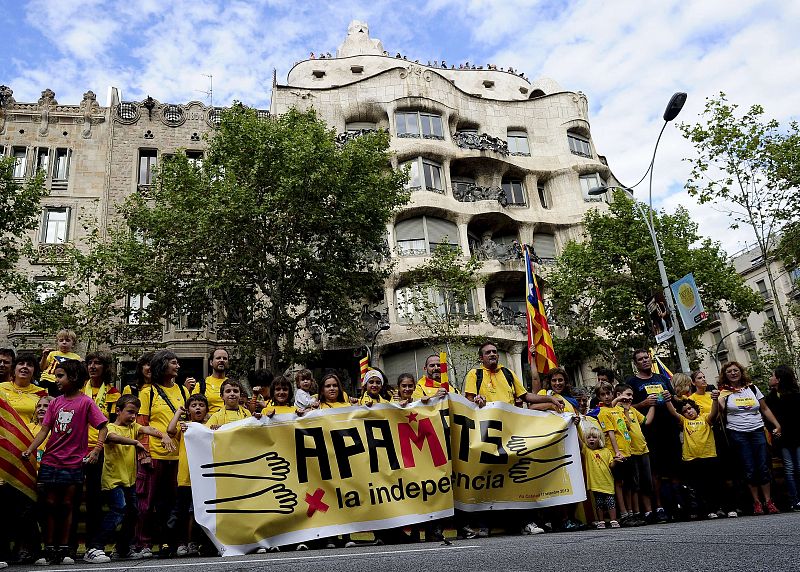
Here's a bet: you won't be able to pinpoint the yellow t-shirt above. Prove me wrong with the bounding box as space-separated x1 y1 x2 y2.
624 407 649 455
681 415 717 461
319 401 351 409
463 364 526 405
690 392 713 417
177 423 192 487
85 382 121 448
412 377 459 400
26 422 48 462
0 381 48 423
191 376 227 414
583 447 615 495
40 350 82 383
102 422 142 490
207 406 251 427
537 390 576 414
261 404 297 415
139 383 187 460
597 405 632 457
358 393 392 406
122 382 150 396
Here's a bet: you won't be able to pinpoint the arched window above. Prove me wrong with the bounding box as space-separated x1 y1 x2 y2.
396 111 444 139
394 216 459 255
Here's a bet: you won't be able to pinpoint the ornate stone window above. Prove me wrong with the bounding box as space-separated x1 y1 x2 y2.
579 173 605 202
138 149 158 187
117 102 140 123
41 207 69 244
396 286 476 323
12 147 27 178
394 215 458 256
568 132 592 158
207 107 223 128
501 179 527 206
402 157 444 193
162 104 185 127
537 182 550 209
507 130 530 155
395 111 444 139
532 233 557 264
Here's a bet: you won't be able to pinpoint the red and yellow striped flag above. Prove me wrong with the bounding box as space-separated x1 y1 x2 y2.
359 356 370 382
524 245 558 374
439 352 448 388
0 396 38 501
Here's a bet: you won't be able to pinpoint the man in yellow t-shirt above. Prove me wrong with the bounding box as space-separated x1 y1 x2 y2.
190 347 229 413
463 342 562 538
464 342 562 410
413 354 460 400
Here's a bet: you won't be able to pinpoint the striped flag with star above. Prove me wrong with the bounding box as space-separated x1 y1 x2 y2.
525 245 558 374
0 396 38 502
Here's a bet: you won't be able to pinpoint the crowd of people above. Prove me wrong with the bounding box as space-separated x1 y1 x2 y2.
306 51 528 77
0 331 798 567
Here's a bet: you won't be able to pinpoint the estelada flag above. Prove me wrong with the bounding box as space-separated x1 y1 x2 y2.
0 396 38 501
650 349 673 381
525 245 558 374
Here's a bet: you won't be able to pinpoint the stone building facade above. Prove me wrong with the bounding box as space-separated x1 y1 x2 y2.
1 22 617 388
696 243 800 375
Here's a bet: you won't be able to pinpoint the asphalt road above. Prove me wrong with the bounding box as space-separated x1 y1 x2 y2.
17 513 800 572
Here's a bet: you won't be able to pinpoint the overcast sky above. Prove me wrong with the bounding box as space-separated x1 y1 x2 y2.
2 0 797 256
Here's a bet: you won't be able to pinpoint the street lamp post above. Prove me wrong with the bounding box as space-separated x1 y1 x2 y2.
589 92 691 372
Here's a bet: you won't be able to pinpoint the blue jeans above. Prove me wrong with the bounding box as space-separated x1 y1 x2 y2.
93 486 138 552
728 429 771 486
781 445 800 504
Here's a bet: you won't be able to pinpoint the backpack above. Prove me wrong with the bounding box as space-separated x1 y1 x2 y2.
148 383 188 416
475 367 516 394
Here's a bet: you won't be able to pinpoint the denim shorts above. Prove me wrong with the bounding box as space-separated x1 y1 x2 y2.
37 464 85 486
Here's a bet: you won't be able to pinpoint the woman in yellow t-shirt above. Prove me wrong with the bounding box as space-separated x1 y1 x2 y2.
359 369 393 406
318 373 351 409
689 370 714 416
136 350 185 556
534 367 577 414
261 376 301 416
0 352 49 423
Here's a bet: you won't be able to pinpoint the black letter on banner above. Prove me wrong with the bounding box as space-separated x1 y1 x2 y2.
364 420 400 472
439 408 451 460
331 428 366 479
295 428 331 483
479 419 508 464
452 414 474 462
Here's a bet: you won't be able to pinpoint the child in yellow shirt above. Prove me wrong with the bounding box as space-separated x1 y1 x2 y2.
581 426 619 528
207 380 260 429
596 382 633 522
167 394 210 557
88 394 170 562
261 376 301 417
614 384 655 526
666 391 725 519
38 329 82 393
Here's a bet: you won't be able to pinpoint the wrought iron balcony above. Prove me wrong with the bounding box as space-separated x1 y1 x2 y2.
472 239 523 262
738 330 757 347
488 304 527 333
452 183 508 206
335 128 377 145
452 131 509 155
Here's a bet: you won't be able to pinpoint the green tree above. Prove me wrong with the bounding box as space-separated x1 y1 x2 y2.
399 243 484 389
0 156 48 310
681 93 800 362
99 105 409 371
548 190 763 371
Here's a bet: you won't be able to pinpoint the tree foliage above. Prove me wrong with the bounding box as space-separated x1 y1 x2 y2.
79 106 408 371
399 243 484 388
681 93 800 361
548 190 763 371
0 157 48 309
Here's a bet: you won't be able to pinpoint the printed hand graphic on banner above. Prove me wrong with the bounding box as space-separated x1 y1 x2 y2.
205 482 298 514
201 450 290 481
506 427 569 457
508 455 574 484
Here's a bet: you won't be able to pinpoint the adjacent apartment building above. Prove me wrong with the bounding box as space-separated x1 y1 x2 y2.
1 22 616 389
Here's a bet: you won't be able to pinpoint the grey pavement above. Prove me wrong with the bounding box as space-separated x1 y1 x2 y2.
19 513 800 572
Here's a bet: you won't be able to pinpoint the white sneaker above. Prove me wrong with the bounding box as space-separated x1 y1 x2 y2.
187 543 199 556
707 512 718 519
138 547 154 559
344 541 357 548
83 549 110 564
727 511 738 518
0 561 8 569
296 543 308 551
61 555 76 564
521 522 545 535
255 547 267 554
